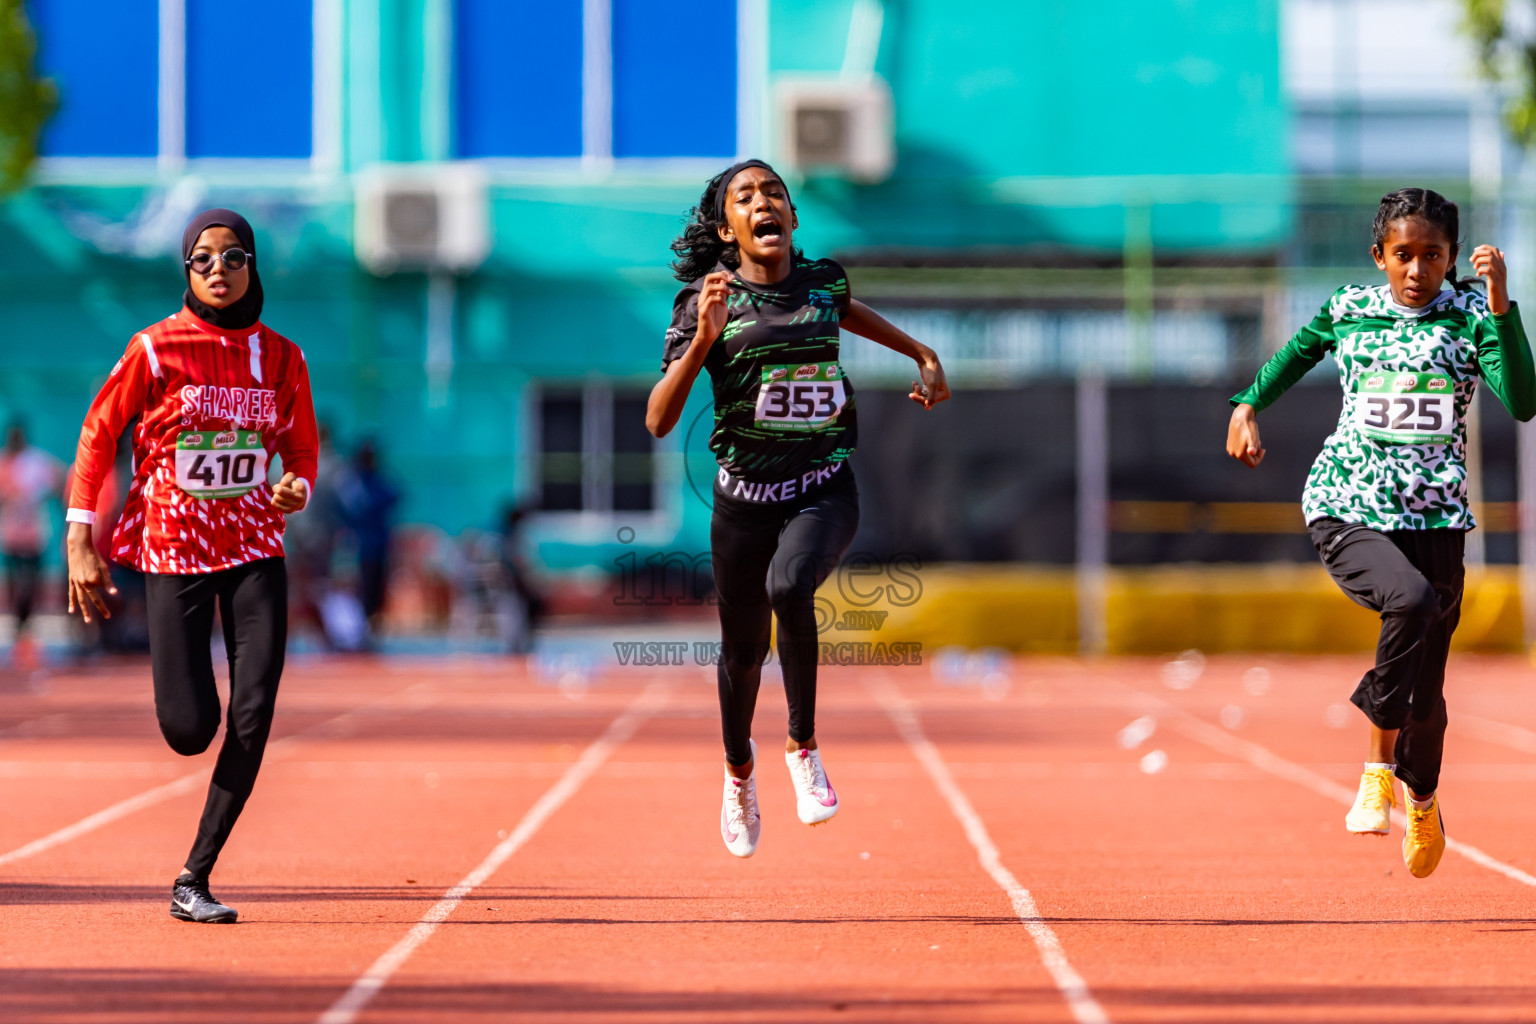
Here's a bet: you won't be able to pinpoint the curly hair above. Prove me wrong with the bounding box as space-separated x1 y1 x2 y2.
1372 187 1477 293
670 163 800 283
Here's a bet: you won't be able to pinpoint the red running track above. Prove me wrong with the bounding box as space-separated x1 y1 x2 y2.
2 652 1536 1022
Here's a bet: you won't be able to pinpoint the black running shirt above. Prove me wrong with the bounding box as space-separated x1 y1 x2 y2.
662 258 858 482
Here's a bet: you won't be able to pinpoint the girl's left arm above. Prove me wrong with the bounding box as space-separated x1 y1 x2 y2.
841 299 951 409
272 350 319 512
1471 245 1536 422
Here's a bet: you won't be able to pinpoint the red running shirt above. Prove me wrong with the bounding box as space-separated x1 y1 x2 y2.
67 308 319 575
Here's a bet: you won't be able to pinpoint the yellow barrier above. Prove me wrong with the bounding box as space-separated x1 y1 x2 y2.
815 564 1526 654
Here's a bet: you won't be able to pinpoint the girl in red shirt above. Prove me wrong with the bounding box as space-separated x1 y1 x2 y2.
66 209 318 923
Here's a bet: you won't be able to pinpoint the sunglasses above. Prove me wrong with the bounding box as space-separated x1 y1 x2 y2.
186 248 252 274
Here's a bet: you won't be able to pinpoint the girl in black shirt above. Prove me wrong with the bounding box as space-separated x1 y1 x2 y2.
647 159 950 857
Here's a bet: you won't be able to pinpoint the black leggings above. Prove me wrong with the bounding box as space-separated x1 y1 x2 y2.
711 472 860 768
146 558 287 879
1308 518 1464 795
5 552 40 630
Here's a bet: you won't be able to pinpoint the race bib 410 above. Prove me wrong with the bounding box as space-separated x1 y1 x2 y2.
754 362 847 432
175 430 268 499
1353 372 1456 445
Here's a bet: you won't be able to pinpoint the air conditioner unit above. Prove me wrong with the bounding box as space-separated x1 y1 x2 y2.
774 76 894 184
355 164 490 274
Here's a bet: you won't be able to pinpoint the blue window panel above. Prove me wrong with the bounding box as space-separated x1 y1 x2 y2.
455 0 583 158
32 0 159 157
186 0 312 158
613 0 735 158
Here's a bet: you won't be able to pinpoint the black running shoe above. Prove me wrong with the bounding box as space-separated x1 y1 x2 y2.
169 877 238 923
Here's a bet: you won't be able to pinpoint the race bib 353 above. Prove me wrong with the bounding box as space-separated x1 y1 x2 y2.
754 362 847 432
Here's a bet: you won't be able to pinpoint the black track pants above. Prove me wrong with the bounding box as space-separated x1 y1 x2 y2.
5 552 40 629
146 557 287 879
711 472 860 768
1308 517 1464 795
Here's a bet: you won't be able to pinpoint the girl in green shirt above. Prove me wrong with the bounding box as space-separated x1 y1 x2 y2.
1226 188 1536 878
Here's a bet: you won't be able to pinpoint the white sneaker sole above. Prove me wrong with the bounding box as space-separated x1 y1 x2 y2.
798 800 838 826
1345 806 1391 834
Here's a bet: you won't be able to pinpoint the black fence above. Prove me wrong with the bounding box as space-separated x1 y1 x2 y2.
850 382 1520 565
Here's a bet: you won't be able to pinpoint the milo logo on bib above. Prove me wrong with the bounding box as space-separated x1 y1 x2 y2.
1354 372 1457 445
755 362 848 432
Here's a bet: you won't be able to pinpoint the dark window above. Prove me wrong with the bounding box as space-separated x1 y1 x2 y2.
539 392 584 511
612 393 656 511
537 386 655 512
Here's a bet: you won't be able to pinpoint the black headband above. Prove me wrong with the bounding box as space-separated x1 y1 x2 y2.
713 159 788 221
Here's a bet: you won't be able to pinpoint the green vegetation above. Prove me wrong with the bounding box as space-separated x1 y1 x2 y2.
1462 0 1536 144
0 0 55 193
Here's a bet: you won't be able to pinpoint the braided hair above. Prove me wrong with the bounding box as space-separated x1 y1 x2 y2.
1372 187 1478 293
670 161 801 283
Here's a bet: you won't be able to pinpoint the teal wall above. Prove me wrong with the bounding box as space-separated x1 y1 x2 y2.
770 0 1288 252
773 0 1285 178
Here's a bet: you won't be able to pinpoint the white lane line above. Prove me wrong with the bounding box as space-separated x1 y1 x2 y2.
0 681 434 870
23 758 1536 782
0 769 210 867
0 712 74 741
1110 681 1536 889
316 682 669 1024
869 678 1110 1024
1456 711 1536 756
0 762 187 778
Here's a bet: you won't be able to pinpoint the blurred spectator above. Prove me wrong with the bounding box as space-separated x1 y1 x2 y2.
498 503 546 652
446 503 547 652
285 422 344 646
0 421 63 662
336 439 400 633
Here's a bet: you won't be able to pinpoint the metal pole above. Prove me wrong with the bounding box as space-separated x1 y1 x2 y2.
1469 89 1503 569
1466 394 1486 566
426 271 455 410
1521 419 1536 648
1124 202 1154 378
1076 372 1109 655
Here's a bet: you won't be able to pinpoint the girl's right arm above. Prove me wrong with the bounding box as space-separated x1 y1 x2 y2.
1225 300 1339 469
66 336 156 620
646 272 731 437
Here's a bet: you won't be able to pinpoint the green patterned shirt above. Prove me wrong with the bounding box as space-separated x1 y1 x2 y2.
1231 285 1536 531
663 258 856 481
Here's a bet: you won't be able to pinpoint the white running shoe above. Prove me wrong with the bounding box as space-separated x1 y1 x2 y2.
1345 766 1395 835
721 739 761 858
786 746 839 825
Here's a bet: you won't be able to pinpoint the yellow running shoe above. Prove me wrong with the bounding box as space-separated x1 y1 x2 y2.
1344 767 1395 835
1402 791 1446 878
